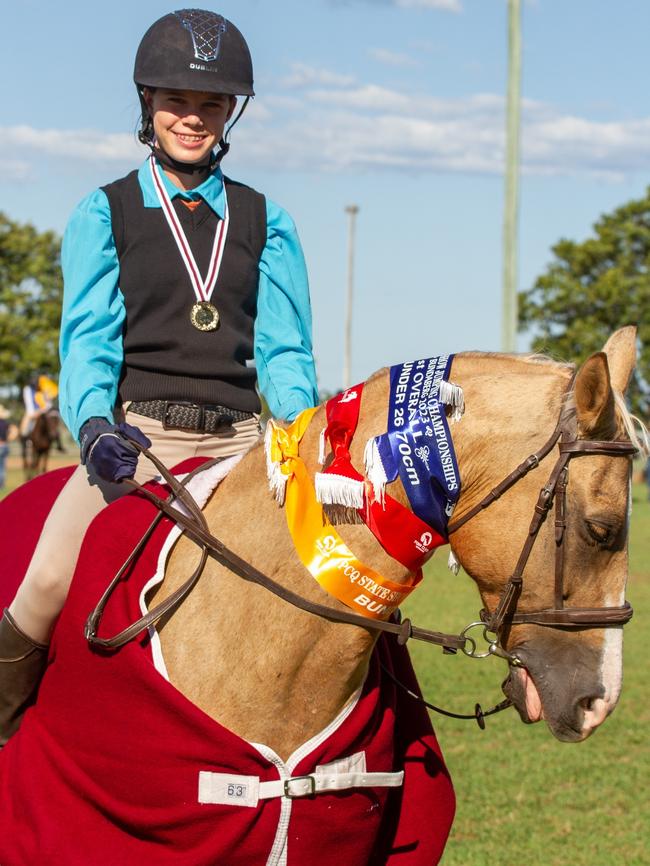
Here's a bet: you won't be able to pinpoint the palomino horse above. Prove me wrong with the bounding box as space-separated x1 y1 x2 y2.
0 328 644 865
20 409 61 478
153 328 641 747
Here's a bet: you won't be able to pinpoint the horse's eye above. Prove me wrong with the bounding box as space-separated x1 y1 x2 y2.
586 521 613 545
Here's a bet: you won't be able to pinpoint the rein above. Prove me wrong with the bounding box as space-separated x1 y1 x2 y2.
84 447 467 654
84 375 637 729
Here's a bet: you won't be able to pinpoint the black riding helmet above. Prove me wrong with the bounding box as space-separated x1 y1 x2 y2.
134 9 254 165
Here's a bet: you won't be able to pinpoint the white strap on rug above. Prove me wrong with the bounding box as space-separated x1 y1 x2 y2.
198 769 404 807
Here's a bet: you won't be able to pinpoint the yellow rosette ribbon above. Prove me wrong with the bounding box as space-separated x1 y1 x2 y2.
267 409 420 621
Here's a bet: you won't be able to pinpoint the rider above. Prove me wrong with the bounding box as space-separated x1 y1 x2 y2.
20 374 52 438
0 9 319 745
20 374 65 453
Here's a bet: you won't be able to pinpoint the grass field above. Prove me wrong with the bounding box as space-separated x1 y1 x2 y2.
404 481 650 866
2 451 647 863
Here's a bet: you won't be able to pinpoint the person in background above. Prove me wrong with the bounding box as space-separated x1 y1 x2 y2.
20 374 65 454
20 374 50 440
0 405 15 490
0 9 319 746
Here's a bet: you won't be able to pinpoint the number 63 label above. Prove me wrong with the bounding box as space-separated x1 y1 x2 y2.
199 772 258 807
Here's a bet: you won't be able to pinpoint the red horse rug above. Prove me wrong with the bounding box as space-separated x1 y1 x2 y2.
0 465 455 865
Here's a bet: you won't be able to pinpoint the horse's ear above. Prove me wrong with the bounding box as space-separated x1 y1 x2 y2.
602 325 637 393
574 352 616 439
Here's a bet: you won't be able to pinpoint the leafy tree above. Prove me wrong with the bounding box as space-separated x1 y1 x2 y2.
519 190 650 417
0 212 63 389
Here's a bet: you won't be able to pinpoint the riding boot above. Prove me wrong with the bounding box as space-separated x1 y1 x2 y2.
0 609 49 746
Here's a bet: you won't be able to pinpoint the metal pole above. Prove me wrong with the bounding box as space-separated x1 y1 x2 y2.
343 205 359 389
501 0 521 352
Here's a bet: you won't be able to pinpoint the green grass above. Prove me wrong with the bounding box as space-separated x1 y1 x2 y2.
404 482 650 866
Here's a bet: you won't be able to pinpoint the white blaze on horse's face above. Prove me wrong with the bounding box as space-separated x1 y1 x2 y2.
593 473 634 724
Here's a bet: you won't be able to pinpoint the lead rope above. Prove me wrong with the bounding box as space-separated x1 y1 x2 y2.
379 661 512 730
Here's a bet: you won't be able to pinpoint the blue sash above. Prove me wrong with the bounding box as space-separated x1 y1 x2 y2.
374 355 461 537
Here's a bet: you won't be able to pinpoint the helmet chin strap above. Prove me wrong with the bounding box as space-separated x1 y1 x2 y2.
150 144 212 174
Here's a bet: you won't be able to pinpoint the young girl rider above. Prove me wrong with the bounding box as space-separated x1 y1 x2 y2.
0 9 319 745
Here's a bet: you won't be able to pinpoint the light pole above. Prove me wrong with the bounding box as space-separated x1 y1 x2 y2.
343 204 359 389
502 0 521 352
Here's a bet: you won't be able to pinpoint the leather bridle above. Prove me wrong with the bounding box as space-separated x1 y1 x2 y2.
84 375 637 724
447 381 636 654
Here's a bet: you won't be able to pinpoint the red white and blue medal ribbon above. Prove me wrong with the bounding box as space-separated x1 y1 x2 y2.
149 155 229 330
365 356 463 538
315 385 446 572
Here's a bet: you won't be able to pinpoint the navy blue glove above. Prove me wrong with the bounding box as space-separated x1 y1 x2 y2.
79 417 151 483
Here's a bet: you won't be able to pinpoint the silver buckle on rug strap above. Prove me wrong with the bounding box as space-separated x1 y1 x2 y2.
283 775 316 798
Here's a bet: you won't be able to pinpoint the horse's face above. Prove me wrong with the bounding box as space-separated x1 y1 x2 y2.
499 446 631 742
452 329 639 742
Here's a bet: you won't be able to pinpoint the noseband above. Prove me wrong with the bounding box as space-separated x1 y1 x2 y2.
447 380 636 649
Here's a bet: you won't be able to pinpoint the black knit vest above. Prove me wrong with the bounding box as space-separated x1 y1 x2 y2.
102 170 266 413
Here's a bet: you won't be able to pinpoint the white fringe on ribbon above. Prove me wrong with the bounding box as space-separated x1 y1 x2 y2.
315 471 365 509
363 437 388 505
447 549 461 575
438 380 465 422
264 421 287 506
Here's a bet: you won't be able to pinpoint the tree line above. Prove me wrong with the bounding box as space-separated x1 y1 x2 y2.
1 193 648 415
0 213 62 393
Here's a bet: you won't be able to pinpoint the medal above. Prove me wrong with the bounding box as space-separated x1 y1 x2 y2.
149 155 229 332
190 300 220 331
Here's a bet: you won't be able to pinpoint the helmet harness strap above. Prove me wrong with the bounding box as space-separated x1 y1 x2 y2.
213 96 250 165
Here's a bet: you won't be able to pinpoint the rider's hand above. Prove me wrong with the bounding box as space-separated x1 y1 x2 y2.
79 417 151 483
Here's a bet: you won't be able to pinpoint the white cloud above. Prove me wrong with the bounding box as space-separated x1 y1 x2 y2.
396 0 462 10
332 0 462 10
368 47 419 67
1 126 141 163
3 70 650 183
281 62 356 89
235 78 650 180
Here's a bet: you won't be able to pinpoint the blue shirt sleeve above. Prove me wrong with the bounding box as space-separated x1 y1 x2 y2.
255 200 319 421
59 189 125 441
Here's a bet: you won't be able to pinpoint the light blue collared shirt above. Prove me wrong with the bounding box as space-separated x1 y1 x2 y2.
59 159 319 440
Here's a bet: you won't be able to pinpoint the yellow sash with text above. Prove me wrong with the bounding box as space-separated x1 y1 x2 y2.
267 409 421 620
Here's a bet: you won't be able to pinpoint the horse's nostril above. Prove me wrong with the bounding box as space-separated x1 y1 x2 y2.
579 696 609 731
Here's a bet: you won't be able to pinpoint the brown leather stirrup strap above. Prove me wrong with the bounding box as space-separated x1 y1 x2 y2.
84 448 467 653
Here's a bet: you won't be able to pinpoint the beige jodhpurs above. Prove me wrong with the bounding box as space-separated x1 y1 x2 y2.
9 412 261 643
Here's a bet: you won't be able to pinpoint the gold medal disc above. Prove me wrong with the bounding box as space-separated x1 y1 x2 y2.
190 301 220 332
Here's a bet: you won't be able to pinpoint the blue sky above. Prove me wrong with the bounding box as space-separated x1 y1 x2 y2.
2 0 649 393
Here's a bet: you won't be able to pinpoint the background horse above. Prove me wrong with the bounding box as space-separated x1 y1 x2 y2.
20 409 61 479
0 328 644 865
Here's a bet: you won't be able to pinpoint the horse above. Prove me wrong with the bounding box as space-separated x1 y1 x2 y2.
20 409 61 479
0 327 644 865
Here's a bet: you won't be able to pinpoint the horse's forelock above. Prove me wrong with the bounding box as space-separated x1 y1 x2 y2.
612 390 649 455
